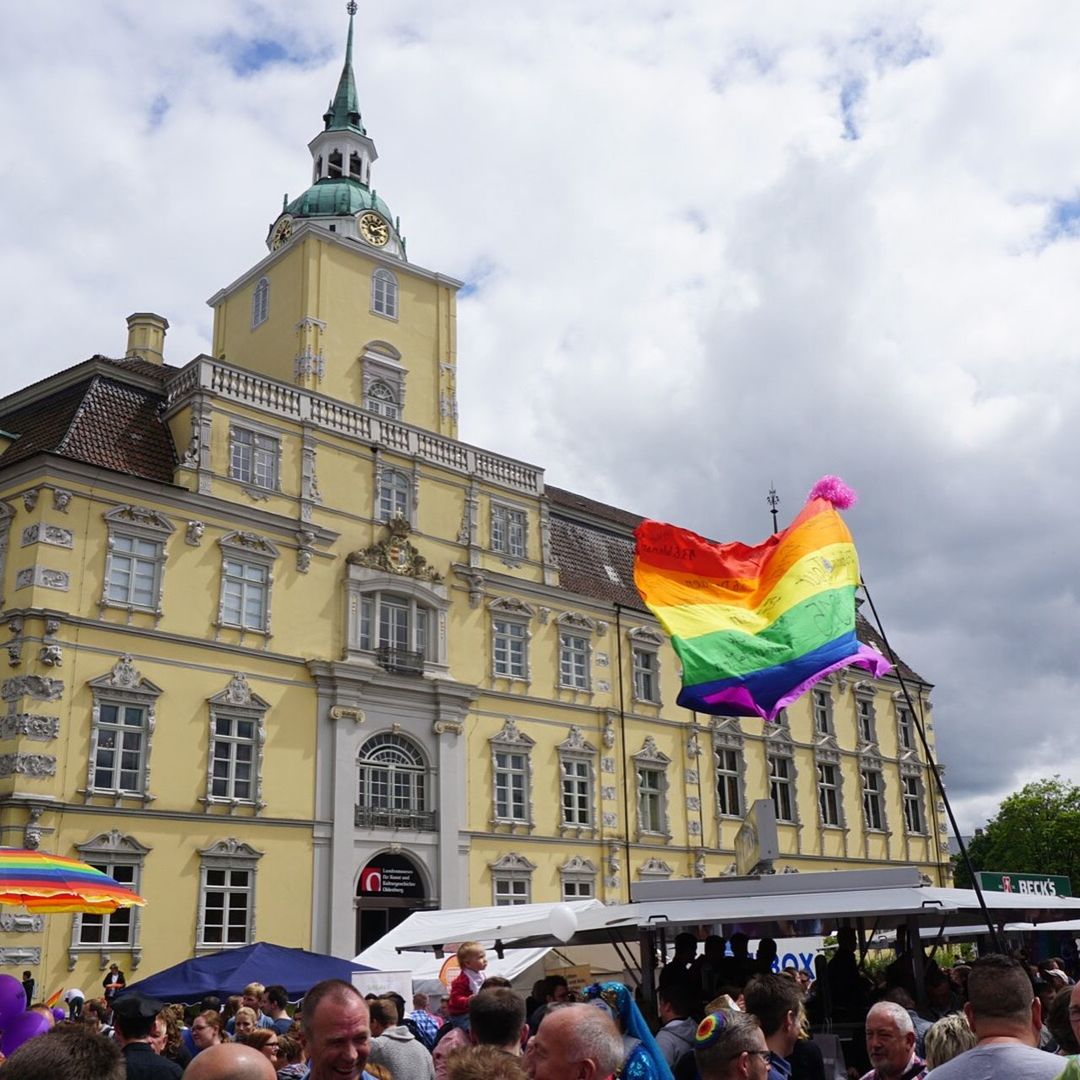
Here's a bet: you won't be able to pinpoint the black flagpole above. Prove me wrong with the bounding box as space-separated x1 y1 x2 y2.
860 579 1005 954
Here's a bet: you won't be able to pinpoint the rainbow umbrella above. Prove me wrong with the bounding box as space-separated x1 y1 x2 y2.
0 848 147 914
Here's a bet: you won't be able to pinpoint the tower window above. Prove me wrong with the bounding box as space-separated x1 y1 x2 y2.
328 150 343 178
367 380 400 420
349 152 363 180
372 269 399 319
251 277 269 328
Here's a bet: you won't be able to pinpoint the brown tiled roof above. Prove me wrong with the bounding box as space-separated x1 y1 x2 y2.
546 484 645 531
549 515 644 610
855 613 927 686
0 369 177 484
99 355 178 382
547 486 929 688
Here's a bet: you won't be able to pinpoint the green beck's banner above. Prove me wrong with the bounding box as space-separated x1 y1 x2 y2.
976 871 1072 897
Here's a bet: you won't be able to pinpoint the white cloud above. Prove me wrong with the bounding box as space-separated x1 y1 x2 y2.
2 0 1079 836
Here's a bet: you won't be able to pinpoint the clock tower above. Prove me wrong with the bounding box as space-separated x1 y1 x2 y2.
266 1 405 260
208 3 461 435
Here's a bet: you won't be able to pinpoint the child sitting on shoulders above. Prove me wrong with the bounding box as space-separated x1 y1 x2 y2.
448 942 488 1021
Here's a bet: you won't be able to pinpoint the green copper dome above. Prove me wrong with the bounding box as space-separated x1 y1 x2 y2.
284 177 394 222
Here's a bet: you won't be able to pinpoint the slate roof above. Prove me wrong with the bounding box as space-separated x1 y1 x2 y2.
0 357 177 484
545 483 927 686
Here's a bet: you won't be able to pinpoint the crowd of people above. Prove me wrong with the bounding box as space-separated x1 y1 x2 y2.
1 936 1079 1080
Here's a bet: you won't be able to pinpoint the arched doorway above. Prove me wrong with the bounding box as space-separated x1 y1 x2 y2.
356 851 427 954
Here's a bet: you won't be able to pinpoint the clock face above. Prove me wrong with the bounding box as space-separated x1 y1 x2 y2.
359 212 390 246
271 217 293 250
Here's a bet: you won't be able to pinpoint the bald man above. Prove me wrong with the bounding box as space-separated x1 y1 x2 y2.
183 1043 277 1080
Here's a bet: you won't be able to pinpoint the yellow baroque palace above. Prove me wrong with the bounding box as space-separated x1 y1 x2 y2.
0 11 949 993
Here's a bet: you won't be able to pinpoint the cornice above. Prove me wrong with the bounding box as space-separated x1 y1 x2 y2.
206 220 464 309
0 455 339 546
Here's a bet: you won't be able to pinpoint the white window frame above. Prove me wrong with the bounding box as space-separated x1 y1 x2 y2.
812 688 834 737
490 718 534 828
558 726 596 834
816 758 844 828
556 612 596 692
628 627 664 705
376 466 411 524
491 502 527 560
70 831 150 969
560 856 598 901
861 761 886 832
197 838 262 952
853 682 878 745
359 592 430 659
490 852 535 906
632 736 671 839
251 276 269 328
366 379 400 419
217 532 278 638
229 426 280 491
345 565 450 672
716 745 743 818
372 268 399 319
489 597 533 682
361 342 407 421
356 731 432 831
897 705 916 754
86 656 162 804
204 674 268 812
768 750 797 823
901 768 926 834
100 506 174 618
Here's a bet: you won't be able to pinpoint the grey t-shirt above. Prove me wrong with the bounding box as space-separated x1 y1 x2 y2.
929 1043 1063 1080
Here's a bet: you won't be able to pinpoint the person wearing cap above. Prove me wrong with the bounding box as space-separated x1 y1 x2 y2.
693 1010 772 1080
112 991 183 1080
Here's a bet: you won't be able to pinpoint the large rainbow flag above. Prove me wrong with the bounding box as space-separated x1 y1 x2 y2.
633 476 890 720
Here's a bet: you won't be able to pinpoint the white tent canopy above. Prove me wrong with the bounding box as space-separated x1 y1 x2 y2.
390 870 1080 953
354 899 605 989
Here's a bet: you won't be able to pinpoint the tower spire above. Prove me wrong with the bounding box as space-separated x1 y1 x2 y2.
324 1 365 134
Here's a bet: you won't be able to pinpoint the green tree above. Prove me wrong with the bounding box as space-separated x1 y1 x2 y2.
953 777 1080 889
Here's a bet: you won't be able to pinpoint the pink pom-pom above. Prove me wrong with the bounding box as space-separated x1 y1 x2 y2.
807 475 857 509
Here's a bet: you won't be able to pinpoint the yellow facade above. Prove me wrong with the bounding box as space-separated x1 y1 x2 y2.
0 12 948 996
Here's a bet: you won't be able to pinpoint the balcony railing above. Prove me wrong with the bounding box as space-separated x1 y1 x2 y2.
355 806 437 832
375 645 425 675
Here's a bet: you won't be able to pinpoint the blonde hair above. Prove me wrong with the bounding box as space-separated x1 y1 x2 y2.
457 941 485 962
446 1045 527 1080
924 1013 976 1070
234 1006 258 1032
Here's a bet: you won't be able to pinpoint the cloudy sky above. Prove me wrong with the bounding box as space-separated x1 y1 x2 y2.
3 2 1078 835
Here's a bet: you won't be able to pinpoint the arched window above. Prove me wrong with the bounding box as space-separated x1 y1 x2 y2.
367 379 400 420
372 269 398 319
251 277 269 328
357 733 429 828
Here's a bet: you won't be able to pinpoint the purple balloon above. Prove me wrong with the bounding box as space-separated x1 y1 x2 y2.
51 1006 66 1022
0 975 26 1023
0 1009 50 1055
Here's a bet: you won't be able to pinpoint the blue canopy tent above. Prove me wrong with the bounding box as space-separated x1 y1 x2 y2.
120 941 374 1004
